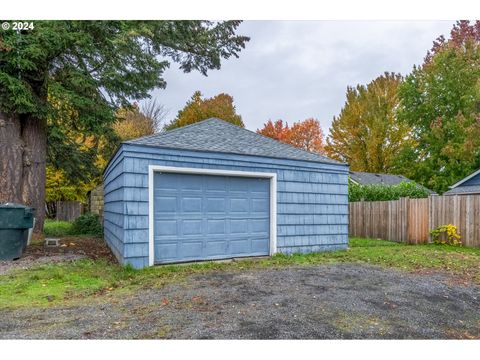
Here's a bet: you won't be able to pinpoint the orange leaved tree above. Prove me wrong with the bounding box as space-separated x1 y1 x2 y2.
257 118 325 154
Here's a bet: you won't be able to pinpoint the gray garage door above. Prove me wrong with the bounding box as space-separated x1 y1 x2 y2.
153 172 270 264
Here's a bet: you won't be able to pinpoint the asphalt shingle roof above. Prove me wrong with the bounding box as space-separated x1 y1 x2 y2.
126 118 342 165
350 171 411 186
443 185 480 195
350 171 436 194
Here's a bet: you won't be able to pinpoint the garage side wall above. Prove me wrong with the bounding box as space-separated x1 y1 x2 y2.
115 144 348 269
103 150 126 264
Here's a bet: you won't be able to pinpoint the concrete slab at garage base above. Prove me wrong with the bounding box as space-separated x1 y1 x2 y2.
103 118 349 268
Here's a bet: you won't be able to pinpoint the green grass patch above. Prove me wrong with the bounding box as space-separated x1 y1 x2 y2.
344 238 480 277
1 237 480 310
43 219 74 237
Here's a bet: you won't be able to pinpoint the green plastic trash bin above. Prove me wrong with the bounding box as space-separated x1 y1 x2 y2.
0 203 35 260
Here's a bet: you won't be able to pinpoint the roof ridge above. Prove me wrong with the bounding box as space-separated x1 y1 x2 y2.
123 118 219 144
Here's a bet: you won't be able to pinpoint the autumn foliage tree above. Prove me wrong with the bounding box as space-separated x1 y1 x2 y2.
396 20 480 193
257 118 325 154
165 91 244 130
325 72 411 173
257 119 290 142
288 118 325 153
45 100 167 212
113 100 167 141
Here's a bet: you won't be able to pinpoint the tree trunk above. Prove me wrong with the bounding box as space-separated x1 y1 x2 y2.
0 111 47 233
21 115 47 232
0 112 24 204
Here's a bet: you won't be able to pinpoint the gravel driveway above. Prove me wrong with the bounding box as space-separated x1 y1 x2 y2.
1 263 479 339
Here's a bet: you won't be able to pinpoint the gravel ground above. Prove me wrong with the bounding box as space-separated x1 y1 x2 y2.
1 263 479 339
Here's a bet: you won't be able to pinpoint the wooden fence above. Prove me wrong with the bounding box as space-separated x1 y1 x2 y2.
349 195 480 247
56 201 84 222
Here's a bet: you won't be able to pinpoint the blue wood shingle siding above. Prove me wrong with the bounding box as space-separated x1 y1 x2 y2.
104 143 349 269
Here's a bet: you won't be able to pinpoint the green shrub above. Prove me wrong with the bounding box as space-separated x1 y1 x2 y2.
44 219 74 237
349 180 430 202
71 213 103 237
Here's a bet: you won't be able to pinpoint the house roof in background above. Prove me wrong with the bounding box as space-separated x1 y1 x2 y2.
350 171 411 186
125 118 343 165
449 168 480 189
349 171 436 194
443 185 480 195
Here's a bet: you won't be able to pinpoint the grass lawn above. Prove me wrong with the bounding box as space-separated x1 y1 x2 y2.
1 237 479 309
43 219 74 237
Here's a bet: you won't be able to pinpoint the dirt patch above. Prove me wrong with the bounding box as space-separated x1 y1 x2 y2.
26 236 115 261
1 263 479 339
0 236 115 275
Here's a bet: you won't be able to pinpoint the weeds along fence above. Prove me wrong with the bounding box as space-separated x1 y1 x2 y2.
349 195 480 247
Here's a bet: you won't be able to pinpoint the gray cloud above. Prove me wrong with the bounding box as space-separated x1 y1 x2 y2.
148 20 454 134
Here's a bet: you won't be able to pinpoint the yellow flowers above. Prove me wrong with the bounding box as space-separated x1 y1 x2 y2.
430 224 462 246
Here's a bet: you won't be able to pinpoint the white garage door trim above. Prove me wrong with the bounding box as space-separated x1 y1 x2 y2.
148 165 277 266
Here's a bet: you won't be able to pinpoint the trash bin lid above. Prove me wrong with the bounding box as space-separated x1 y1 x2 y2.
0 203 30 208
0 203 35 214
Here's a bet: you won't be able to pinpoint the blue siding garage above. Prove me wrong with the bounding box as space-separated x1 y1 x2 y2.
103 118 349 269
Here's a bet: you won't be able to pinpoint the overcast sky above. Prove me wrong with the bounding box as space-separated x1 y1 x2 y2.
149 20 454 135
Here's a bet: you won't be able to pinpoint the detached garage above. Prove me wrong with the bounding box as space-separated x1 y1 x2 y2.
103 118 349 269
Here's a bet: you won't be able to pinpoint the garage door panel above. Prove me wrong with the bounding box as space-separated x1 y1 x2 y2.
229 238 250 254
154 172 270 264
207 219 226 235
230 219 249 234
229 177 250 191
230 198 249 212
182 219 203 235
182 197 202 212
248 178 270 192
154 173 179 190
251 238 270 253
156 220 177 236
179 241 204 257
252 198 269 212
250 218 269 233
205 240 227 256
205 197 226 212
155 242 178 260
156 196 177 212
177 174 203 190
205 176 228 191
